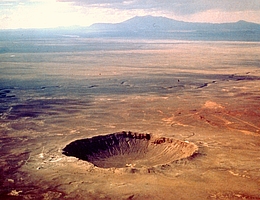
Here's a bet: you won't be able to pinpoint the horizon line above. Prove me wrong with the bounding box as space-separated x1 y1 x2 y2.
1 15 260 31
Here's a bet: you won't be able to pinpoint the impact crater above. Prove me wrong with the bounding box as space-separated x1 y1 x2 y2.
62 131 198 168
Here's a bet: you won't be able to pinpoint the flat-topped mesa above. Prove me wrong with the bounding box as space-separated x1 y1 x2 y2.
63 131 198 169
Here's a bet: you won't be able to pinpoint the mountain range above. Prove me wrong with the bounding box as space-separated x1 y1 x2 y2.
87 15 260 41
1 15 260 41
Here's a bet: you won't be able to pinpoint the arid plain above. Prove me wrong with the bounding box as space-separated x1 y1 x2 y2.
0 38 260 199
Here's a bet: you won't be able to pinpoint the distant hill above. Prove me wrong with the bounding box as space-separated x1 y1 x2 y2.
88 15 260 41
1 15 260 41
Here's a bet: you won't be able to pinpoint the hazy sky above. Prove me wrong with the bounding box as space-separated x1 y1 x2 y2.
1 0 260 29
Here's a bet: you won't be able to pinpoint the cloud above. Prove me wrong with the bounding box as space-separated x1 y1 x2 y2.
1 0 260 29
58 0 260 15
0 0 93 29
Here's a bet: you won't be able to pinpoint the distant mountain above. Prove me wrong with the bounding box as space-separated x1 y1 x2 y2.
88 15 260 41
1 15 260 41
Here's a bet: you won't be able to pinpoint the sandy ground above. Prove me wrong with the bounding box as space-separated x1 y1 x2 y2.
0 40 260 199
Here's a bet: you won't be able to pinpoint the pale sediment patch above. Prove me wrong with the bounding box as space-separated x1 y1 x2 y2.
203 101 224 109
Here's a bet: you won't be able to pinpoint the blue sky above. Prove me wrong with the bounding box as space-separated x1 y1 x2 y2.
1 0 260 29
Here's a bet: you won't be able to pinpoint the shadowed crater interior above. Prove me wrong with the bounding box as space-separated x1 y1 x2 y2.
62 131 198 168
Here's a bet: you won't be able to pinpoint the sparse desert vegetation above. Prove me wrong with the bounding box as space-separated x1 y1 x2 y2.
0 38 260 199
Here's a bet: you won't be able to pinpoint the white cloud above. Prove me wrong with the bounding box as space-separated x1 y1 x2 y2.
0 1 88 29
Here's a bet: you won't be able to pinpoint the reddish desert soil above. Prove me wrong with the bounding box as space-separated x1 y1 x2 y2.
0 40 260 199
